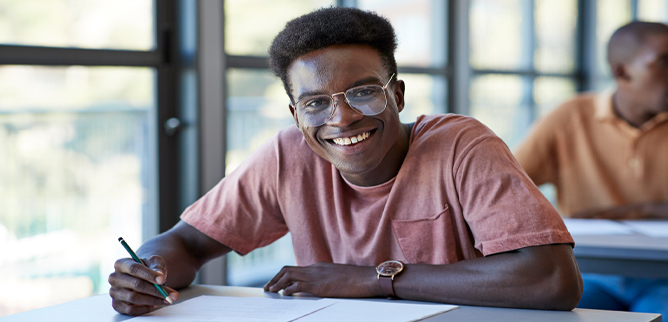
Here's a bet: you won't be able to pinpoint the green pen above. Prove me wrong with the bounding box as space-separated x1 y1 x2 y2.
118 237 174 304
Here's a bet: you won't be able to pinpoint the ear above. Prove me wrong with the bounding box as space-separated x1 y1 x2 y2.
611 63 631 83
392 79 406 113
288 103 300 127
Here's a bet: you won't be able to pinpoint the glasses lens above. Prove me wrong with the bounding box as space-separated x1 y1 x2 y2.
296 95 333 127
345 85 387 115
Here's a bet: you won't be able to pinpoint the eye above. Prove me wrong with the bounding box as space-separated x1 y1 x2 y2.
350 87 379 98
301 97 330 110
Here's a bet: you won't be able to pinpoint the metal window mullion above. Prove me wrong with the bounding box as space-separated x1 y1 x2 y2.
526 0 537 122
631 0 639 20
197 0 227 286
0 45 161 66
226 55 268 69
471 69 577 78
339 0 357 8
577 0 597 91
155 0 181 236
449 0 470 115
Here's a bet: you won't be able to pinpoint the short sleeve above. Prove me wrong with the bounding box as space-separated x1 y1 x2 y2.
455 136 573 255
180 136 288 255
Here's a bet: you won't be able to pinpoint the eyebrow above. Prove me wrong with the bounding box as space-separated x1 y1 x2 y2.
296 76 384 102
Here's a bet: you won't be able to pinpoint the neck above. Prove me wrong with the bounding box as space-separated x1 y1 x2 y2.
342 122 413 186
613 90 656 128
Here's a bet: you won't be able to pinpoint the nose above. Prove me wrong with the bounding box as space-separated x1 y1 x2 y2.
326 93 364 127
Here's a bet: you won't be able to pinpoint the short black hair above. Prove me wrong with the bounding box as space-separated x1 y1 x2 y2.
268 7 398 102
607 21 668 66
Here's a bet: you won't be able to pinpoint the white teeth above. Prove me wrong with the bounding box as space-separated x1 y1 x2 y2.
332 131 371 146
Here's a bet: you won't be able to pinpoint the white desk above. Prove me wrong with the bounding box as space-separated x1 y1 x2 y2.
573 233 668 279
0 284 661 322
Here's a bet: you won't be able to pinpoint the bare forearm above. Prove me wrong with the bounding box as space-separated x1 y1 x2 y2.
135 221 233 289
392 244 582 310
644 202 668 219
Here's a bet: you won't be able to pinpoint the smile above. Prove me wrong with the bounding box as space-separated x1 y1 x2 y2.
331 131 371 146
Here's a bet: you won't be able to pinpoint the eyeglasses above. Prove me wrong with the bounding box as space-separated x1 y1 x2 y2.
291 73 395 127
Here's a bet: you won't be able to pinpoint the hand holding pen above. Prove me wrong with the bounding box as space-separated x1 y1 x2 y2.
108 237 179 316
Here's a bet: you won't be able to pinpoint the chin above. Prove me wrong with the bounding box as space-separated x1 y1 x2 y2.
331 158 379 176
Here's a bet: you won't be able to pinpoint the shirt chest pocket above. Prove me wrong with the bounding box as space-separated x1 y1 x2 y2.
391 205 460 264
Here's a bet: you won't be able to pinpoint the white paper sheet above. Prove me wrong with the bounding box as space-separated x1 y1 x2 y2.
126 295 457 322
126 295 338 322
622 220 668 238
296 298 457 322
562 218 635 236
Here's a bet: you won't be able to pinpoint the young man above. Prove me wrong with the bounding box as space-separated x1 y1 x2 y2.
515 21 668 316
109 7 581 316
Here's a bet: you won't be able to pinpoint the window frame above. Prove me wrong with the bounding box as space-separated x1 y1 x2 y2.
0 0 184 241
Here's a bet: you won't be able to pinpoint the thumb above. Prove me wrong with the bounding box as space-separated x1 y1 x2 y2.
145 255 168 284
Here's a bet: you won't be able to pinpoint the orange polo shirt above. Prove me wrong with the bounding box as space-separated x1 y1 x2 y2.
515 90 668 216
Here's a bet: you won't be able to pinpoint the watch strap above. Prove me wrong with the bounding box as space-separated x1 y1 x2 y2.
379 275 397 298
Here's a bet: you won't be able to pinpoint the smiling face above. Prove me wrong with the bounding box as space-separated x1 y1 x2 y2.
286 44 409 186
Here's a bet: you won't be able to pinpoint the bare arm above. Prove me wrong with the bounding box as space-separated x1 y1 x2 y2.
264 244 582 311
571 202 668 220
108 221 232 315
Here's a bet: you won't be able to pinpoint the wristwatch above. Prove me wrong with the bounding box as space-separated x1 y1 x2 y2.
376 260 404 298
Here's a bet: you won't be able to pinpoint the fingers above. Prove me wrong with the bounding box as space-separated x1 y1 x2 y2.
162 286 180 302
108 269 166 299
109 256 179 314
110 286 172 306
264 266 308 294
263 266 288 292
282 281 309 296
115 258 165 285
111 297 159 316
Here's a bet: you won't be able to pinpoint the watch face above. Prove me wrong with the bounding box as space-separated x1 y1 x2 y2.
376 260 404 276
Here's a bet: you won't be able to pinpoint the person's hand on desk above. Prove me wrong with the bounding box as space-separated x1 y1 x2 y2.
571 202 668 220
108 255 179 316
264 262 381 297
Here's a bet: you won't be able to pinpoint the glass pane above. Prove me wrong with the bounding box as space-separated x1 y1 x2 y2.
225 0 334 56
637 0 668 22
596 0 632 76
534 0 578 73
470 0 529 70
226 68 295 286
0 66 155 316
358 0 446 67
533 77 577 119
0 0 154 50
399 73 446 123
469 74 531 149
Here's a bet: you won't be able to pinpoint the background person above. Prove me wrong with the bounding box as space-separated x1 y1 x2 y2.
515 21 668 316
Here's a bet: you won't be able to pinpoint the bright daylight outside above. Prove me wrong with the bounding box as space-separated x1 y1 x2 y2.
0 0 154 316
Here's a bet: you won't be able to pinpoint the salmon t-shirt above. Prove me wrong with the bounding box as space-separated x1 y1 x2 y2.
181 114 573 266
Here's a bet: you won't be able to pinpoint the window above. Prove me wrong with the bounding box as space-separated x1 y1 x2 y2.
469 0 578 150
0 0 175 316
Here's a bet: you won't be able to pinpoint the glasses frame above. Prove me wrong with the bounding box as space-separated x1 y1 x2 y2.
291 73 396 127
